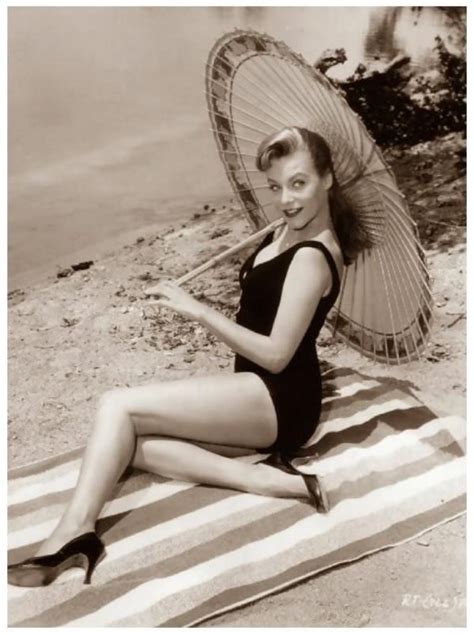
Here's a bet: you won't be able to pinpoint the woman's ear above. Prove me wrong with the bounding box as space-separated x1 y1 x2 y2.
323 170 333 190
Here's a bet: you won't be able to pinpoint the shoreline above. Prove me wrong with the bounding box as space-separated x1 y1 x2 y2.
8 190 233 293
8 215 191 294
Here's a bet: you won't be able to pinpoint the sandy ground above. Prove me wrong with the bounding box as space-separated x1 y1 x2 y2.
8 133 466 627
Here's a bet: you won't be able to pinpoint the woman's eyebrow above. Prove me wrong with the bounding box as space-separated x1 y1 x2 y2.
290 171 309 178
267 171 309 183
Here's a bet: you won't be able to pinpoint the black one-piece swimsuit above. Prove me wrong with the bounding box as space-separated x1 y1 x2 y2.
234 231 341 454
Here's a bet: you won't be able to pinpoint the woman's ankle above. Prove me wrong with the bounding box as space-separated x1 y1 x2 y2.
35 519 96 556
58 504 97 534
254 464 307 499
57 515 95 540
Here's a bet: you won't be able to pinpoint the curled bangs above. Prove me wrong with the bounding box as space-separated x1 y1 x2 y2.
256 127 304 172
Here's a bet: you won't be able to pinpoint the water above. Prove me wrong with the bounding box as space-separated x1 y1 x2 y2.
8 6 458 289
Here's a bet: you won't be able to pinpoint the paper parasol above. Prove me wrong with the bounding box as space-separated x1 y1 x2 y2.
205 29 433 364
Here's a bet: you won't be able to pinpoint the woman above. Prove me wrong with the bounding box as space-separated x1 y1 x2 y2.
8 127 370 587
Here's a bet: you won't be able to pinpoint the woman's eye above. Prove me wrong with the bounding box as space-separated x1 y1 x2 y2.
293 180 305 189
269 184 279 192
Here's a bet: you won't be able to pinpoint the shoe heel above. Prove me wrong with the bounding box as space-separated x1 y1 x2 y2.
318 479 330 514
279 456 330 513
303 474 330 513
83 548 106 585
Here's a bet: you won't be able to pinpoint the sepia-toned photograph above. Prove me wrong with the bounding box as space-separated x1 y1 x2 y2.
7 4 466 627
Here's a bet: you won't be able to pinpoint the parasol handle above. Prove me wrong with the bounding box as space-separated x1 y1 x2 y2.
145 218 284 295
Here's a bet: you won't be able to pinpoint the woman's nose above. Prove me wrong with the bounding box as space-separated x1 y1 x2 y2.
280 188 293 206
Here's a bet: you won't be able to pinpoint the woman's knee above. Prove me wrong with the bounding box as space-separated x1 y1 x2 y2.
98 388 125 412
95 388 134 431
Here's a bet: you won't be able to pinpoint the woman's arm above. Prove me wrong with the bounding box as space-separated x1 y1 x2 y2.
149 247 331 373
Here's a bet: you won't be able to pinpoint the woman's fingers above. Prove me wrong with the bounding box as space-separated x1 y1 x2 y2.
143 281 197 320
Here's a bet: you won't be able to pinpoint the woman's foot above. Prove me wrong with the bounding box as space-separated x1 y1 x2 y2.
254 462 310 499
8 532 106 587
258 454 330 512
35 519 96 557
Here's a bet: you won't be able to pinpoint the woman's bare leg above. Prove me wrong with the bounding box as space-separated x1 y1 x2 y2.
131 435 306 496
35 391 137 555
36 372 307 556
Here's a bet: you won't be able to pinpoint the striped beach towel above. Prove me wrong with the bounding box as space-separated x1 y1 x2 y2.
8 368 466 627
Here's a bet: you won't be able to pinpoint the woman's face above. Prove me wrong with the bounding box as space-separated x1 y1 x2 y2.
265 147 332 230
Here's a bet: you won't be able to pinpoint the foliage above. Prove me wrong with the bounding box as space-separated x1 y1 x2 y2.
337 37 466 148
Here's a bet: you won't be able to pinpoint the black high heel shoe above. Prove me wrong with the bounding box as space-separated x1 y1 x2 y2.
7 532 106 587
279 455 330 513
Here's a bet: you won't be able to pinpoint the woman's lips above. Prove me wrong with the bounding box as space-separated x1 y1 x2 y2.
283 207 303 218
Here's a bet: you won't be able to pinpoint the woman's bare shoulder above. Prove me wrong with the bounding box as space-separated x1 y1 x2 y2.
306 230 344 270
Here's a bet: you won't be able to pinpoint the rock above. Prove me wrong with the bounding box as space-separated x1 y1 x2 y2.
136 236 145 244
416 539 430 547
7 288 26 305
115 285 126 297
71 260 94 271
61 317 79 328
57 267 74 278
137 272 153 281
210 228 231 240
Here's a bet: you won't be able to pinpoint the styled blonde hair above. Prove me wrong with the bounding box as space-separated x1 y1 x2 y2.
256 127 373 264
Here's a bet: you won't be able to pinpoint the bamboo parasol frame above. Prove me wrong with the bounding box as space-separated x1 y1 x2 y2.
201 29 434 364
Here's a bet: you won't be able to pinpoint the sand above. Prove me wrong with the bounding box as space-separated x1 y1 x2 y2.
8 133 466 627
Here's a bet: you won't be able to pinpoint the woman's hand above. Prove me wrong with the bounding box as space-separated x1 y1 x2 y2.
146 280 202 321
